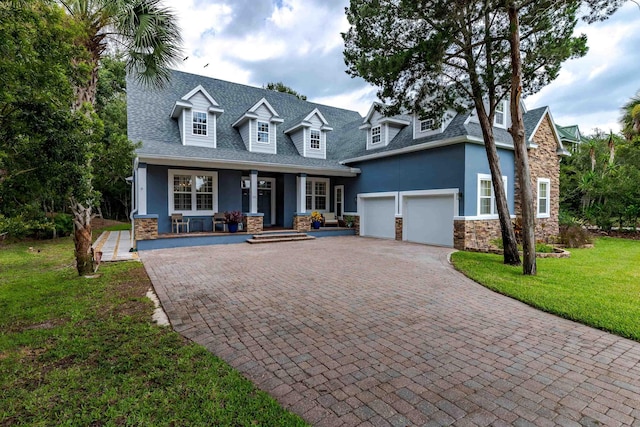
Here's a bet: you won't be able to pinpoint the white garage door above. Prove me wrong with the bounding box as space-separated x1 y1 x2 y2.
403 195 454 247
360 196 396 239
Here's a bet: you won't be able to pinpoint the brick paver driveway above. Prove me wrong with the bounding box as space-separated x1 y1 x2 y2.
141 237 640 426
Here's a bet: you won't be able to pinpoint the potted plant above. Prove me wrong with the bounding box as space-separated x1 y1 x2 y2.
343 215 355 228
310 211 323 229
224 210 243 233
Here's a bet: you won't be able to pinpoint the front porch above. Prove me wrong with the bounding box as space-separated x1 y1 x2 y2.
136 226 356 251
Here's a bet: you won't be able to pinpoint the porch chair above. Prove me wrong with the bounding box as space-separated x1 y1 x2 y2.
171 213 190 233
212 212 227 232
323 212 339 227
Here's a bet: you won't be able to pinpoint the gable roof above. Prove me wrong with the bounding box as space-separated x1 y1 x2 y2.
127 70 363 174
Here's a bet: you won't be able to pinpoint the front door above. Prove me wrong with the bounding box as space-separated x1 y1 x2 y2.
242 177 276 226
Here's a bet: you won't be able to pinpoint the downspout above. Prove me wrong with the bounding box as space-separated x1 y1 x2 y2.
128 157 139 249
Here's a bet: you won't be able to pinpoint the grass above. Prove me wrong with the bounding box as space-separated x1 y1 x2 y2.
451 237 640 341
0 236 307 426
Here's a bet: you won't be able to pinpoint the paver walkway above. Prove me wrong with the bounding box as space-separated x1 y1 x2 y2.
141 237 640 426
93 230 137 262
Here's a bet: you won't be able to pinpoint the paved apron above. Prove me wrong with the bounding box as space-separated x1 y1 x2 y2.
141 236 640 426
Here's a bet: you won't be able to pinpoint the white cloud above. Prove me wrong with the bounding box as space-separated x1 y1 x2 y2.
166 0 640 130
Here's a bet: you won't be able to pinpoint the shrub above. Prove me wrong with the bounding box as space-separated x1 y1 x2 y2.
224 210 243 224
558 212 593 248
53 213 74 237
0 215 55 239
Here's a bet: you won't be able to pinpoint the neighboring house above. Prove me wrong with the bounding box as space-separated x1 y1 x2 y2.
556 124 582 152
128 70 569 250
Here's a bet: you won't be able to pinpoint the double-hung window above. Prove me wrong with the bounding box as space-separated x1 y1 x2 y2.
371 125 381 144
420 119 434 132
170 170 217 215
257 121 269 143
310 129 321 149
477 173 507 216
305 178 328 211
192 111 207 135
537 178 550 218
494 101 506 127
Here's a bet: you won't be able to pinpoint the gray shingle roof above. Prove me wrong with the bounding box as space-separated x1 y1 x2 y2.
128 70 553 168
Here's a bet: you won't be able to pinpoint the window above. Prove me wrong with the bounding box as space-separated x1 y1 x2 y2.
494 101 506 127
192 111 207 135
305 178 329 211
310 129 321 149
169 170 217 215
537 178 550 218
420 119 434 132
477 174 507 216
257 121 269 143
371 125 381 144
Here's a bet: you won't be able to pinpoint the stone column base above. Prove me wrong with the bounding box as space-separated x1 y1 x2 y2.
245 213 264 234
293 213 311 232
453 218 502 250
134 215 158 242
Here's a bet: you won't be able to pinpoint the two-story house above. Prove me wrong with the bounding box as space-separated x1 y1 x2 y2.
128 70 569 250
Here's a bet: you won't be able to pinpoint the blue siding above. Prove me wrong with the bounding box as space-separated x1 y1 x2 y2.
282 174 297 227
463 144 515 216
341 145 466 215
147 165 170 232
218 170 242 211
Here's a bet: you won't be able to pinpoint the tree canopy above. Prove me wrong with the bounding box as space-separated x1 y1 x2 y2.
264 82 307 100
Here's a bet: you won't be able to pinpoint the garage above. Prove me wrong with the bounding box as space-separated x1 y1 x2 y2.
359 195 396 239
402 192 456 247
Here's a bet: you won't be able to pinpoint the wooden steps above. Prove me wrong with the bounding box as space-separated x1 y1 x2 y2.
246 231 315 244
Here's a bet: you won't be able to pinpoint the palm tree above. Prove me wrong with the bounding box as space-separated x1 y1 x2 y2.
621 93 640 141
60 0 182 275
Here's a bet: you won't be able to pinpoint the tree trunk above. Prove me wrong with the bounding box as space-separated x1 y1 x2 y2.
476 108 521 265
507 3 536 275
70 199 93 276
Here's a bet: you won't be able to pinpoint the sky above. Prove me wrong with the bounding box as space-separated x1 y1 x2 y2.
168 0 640 135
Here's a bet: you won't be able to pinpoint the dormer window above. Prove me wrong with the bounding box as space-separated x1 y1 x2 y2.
192 111 207 136
257 121 269 143
310 130 321 149
495 101 506 127
420 119 434 132
371 126 381 144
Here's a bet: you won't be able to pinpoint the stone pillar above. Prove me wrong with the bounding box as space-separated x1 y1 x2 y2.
134 215 158 242
244 213 263 234
353 214 360 236
453 218 502 250
293 213 311 232
395 217 403 241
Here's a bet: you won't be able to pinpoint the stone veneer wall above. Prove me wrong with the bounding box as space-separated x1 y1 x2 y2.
395 217 403 241
293 215 311 232
514 114 560 241
353 215 360 236
454 219 502 250
134 217 158 241
245 216 263 234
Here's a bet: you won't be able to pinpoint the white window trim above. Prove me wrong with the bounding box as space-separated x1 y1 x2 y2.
494 100 507 128
257 120 270 144
192 110 208 136
309 129 321 150
168 169 218 216
477 173 508 217
371 125 381 145
334 185 345 218
537 178 551 218
305 177 330 212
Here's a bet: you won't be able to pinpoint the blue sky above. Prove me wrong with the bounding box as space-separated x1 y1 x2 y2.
169 0 640 135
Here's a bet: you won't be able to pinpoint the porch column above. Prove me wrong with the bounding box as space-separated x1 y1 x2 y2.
137 163 147 215
249 170 258 214
297 173 307 213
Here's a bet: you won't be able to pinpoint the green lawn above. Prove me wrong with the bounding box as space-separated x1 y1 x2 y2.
451 237 640 341
0 237 306 426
